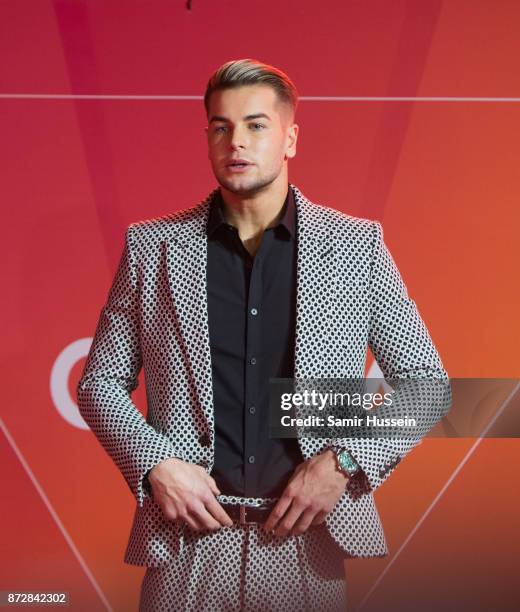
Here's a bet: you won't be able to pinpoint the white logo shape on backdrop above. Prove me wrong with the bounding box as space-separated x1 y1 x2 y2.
50 338 92 430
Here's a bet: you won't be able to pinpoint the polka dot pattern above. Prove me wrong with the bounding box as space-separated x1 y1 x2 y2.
77 182 448 568
139 498 346 612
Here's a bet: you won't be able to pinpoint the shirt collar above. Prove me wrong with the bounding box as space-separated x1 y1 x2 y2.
207 184 296 239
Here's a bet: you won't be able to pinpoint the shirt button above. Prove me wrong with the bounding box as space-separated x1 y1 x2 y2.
249 406 256 415
250 357 257 365
248 455 255 464
250 308 258 316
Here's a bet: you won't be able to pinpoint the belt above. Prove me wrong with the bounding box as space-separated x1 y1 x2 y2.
220 501 276 525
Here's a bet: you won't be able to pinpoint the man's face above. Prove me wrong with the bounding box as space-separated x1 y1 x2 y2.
205 84 298 196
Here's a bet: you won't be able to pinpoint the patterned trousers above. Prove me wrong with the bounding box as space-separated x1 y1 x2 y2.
139 494 347 612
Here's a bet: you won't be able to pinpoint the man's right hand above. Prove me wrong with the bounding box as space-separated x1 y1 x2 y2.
147 458 234 531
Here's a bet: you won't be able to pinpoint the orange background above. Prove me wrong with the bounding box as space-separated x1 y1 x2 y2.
1 1 519 610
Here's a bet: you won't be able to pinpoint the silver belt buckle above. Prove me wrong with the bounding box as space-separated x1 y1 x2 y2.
239 504 247 525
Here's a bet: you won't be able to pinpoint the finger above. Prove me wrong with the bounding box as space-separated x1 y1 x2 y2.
274 501 305 537
290 509 318 536
173 507 201 531
190 502 223 531
310 510 328 526
205 495 234 527
263 495 293 532
207 476 221 496
181 513 203 531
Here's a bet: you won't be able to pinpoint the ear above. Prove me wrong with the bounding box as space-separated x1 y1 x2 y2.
285 123 299 160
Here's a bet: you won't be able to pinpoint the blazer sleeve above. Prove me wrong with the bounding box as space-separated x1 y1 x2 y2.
76 225 177 507
330 220 451 496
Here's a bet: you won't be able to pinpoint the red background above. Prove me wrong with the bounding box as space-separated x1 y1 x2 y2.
2 1 519 610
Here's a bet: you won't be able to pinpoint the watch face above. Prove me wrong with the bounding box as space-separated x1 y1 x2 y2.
339 451 359 473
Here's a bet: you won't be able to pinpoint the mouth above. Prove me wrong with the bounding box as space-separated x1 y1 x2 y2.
225 161 254 173
226 161 252 168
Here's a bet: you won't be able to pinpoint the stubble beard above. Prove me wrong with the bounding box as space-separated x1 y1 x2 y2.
216 165 282 197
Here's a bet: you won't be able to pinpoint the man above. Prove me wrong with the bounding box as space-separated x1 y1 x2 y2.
77 58 449 611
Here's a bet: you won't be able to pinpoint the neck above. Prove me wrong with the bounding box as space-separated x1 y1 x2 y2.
218 175 289 243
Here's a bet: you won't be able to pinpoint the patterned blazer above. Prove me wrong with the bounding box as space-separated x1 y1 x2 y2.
77 183 449 567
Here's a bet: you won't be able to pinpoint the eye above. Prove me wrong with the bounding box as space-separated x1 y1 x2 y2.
214 125 227 133
250 123 265 130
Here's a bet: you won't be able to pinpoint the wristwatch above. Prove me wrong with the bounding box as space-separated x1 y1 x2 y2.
329 445 361 478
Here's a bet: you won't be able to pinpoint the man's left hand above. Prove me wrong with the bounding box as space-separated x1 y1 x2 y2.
263 449 348 537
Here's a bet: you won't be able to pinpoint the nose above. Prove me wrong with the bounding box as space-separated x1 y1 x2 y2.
229 125 248 150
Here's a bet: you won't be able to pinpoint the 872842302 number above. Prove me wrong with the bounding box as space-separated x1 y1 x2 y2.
1 591 69 606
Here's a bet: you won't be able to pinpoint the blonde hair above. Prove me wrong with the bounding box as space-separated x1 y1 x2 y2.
204 58 298 123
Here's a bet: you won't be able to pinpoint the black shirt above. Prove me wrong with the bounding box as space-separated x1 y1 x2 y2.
206 183 303 498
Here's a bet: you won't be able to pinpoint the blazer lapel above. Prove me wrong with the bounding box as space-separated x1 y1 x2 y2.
164 190 217 440
290 183 336 379
163 184 338 446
